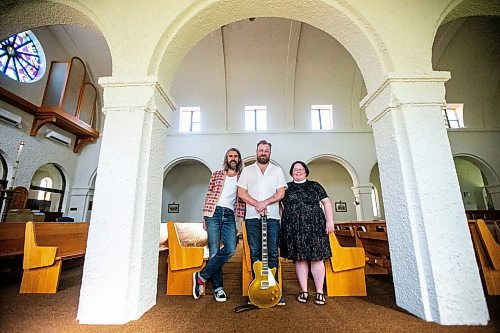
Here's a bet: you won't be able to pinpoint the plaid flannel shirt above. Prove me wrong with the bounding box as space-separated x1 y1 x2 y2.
202 170 245 220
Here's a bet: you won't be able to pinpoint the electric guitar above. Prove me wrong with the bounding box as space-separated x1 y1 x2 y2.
248 215 282 308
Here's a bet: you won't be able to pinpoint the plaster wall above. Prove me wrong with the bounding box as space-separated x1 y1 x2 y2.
169 29 226 133
162 162 211 222
169 18 367 133
294 23 367 130
434 17 500 129
0 102 78 215
448 130 500 185
454 158 487 210
164 132 374 185
308 159 357 221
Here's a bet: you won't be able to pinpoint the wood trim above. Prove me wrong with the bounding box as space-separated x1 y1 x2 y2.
0 86 38 115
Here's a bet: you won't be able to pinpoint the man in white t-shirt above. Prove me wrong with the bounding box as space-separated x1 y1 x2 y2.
237 140 288 305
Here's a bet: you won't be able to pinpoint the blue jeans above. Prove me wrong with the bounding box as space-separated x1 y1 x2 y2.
199 206 237 291
245 217 280 281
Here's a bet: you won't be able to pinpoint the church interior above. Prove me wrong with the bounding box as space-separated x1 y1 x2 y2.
0 0 499 331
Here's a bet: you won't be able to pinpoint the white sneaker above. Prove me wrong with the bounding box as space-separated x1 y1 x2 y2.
214 289 227 302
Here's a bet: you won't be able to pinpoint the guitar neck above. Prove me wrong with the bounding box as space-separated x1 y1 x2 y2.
261 215 268 270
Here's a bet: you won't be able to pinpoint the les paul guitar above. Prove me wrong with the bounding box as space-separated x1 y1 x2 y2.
248 215 282 308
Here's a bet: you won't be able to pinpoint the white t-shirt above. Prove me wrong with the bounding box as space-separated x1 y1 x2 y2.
217 175 238 210
237 162 287 220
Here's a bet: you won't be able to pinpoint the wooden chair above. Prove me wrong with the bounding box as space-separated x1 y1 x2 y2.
241 221 282 296
20 221 89 293
325 233 367 296
10 186 28 209
166 221 206 295
469 219 500 295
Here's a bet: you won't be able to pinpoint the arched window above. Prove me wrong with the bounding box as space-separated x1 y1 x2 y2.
371 186 380 218
37 177 53 201
0 30 45 83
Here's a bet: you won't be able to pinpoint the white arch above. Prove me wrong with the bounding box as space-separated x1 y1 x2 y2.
163 156 211 176
453 153 499 185
0 0 106 41
306 154 360 187
150 0 390 93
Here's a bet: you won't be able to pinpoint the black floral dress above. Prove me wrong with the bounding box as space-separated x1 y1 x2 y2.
280 180 332 261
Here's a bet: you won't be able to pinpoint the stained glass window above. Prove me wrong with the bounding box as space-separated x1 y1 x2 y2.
0 30 45 83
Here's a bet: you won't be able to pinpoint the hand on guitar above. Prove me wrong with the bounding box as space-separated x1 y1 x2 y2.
254 201 268 216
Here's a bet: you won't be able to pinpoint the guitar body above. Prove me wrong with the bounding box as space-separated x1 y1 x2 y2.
248 261 282 308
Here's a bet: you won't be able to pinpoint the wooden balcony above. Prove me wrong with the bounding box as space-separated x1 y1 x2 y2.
0 57 99 154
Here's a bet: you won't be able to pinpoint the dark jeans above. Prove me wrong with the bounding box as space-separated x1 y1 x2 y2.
199 206 237 291
245 217 280 281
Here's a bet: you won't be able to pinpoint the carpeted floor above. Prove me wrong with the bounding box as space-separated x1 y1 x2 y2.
0 244 498 333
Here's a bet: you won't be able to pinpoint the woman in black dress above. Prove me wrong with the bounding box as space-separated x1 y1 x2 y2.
280 161 335 305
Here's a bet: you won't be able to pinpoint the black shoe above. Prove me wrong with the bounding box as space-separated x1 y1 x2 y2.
214 289 227 302
192 271 204 299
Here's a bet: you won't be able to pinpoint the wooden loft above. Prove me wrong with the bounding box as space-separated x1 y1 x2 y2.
0 57 99 154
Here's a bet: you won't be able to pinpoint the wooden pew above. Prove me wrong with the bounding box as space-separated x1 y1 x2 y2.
325 233 367 296
20 221 89 293
241 221 282 297
468 219 500 295
334 227 358 247
334 220 390 275
357 228 391 275
0 222 27 257
166 221 207 295
0 223 27 278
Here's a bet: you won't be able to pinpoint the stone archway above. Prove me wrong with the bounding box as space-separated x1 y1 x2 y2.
76 0 490 325
150 0 389 93
0 1 104 41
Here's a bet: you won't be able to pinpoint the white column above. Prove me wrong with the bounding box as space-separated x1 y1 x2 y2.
77 76 174 324
361 72 488 325
351 184 375 220
485 184 500 210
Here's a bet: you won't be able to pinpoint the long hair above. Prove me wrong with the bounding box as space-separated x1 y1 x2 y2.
223 148 243 173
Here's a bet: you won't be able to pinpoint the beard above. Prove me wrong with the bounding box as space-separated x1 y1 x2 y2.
228 160 238 170
257 154 269 164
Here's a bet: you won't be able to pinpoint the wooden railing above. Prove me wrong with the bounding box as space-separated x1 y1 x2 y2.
0 56 99 154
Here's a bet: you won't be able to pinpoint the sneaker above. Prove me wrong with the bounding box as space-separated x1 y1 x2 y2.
277 296 286 306
214 289 227 302
192 272 204 300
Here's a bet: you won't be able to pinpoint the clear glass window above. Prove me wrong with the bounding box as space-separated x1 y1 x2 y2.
37 177 53 201
179 107 200 132
311 105 333 130
442 103 464 128
371 187 380 218
245 106 267 131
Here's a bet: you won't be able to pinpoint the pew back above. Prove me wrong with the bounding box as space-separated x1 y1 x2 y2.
20 221 89 293
468 219 500 295
0 222 26 257
29 222 89 259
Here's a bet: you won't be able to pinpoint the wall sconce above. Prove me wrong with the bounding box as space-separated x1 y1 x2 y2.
353 199 360 205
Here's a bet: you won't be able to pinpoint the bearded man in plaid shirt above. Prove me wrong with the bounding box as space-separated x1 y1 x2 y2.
193 148 245 302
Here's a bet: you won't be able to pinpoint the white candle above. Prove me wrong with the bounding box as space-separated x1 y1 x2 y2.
9 140 25 188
